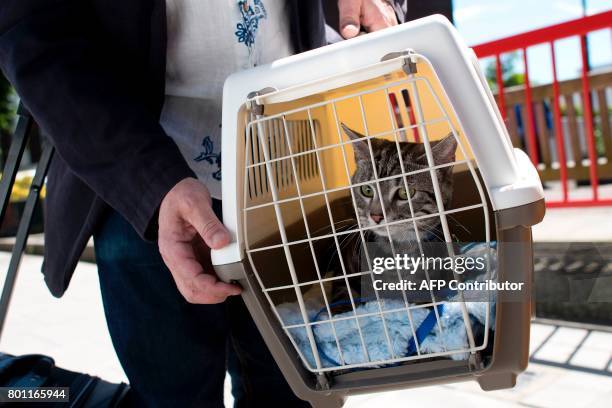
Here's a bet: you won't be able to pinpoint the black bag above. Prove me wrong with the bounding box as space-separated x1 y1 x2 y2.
0 105 129 407
0 353 129 407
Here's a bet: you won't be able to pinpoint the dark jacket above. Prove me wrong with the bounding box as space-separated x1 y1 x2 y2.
0 1 409 297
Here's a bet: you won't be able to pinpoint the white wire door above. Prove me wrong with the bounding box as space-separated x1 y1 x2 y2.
241 54 495 374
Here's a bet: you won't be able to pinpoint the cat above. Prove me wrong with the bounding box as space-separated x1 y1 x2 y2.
323 124 458 308
342 123 457 243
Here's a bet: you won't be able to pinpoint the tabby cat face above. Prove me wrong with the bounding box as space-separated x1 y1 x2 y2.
342 124 457 241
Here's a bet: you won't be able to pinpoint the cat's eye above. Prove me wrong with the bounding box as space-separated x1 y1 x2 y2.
397 187 415 200
359 184 375 198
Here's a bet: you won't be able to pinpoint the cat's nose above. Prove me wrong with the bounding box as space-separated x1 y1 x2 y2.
370 213 384 224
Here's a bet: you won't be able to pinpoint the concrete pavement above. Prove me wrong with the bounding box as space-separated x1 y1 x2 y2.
532 206 612 242
0 252 610 407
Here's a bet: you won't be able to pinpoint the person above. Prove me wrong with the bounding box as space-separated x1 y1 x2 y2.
0 1 406 406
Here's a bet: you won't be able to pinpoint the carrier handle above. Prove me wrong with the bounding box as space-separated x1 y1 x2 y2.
250 52 417 106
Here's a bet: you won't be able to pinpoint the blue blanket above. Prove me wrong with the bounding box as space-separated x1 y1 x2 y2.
277 298 493 368
275 242 497 369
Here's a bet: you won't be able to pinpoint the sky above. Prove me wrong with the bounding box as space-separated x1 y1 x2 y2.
453 0 612 84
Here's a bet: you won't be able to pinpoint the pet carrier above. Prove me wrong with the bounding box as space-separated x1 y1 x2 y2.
213 15 545 407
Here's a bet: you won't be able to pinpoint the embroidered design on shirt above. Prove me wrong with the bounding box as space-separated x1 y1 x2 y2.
194 136 222 181
235 0 267 50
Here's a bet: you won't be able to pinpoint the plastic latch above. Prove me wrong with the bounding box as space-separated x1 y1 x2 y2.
469 352 484 371
315 373 332 391
380 49 418 75
246 87 277 115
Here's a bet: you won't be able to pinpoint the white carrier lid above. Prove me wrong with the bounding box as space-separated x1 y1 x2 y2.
213 15 544 266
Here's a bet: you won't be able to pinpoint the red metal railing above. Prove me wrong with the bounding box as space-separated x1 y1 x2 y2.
473 10 612 207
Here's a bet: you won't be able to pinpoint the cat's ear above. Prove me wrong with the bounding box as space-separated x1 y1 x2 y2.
341 123 370 161
416 133 457 165
433 133 458 164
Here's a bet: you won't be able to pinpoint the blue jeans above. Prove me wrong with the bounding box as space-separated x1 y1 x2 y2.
94 200 308 407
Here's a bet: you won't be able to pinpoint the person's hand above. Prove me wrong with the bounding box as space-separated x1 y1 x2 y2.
158 177 241 304
338 0 398 39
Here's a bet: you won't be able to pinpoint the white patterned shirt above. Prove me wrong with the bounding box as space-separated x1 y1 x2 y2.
161 0 294 198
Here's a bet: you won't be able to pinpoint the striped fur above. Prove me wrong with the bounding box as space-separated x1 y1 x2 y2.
342 124 456 243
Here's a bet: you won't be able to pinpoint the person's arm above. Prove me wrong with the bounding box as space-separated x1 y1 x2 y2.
0 0 192 238
0 0 241 303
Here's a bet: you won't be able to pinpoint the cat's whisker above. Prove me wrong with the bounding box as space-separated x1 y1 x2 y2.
332 220 357 231
429 230 444 242
338 231 359 253
337 234 350 250
340 223 359 233
420 225 444 242
310 218 357 235
322 232 358 273
446 214 471 236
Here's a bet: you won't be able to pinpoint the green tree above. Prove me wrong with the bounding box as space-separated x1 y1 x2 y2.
0 74 18 165
0 75 16 132
484 52 525 92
